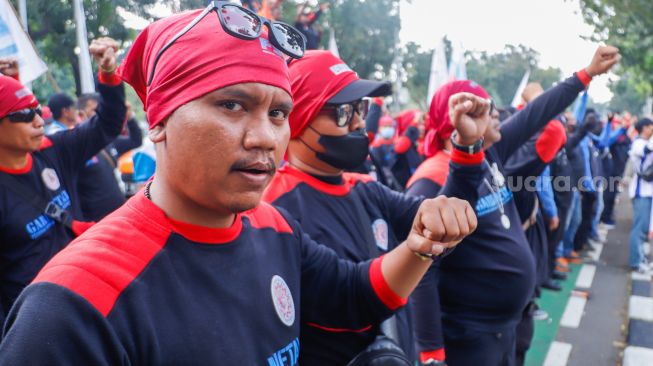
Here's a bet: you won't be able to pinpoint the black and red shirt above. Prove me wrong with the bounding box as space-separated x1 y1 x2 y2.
0 77 125 321
0 193 406 365
263 151 483 364
406 72 589 355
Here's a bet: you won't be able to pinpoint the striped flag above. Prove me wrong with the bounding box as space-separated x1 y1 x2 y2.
0 0 47 83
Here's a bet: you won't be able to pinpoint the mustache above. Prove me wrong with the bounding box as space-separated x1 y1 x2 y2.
230 156 277 175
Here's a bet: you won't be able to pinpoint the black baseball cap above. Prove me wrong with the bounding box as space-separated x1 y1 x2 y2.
327 79 392 104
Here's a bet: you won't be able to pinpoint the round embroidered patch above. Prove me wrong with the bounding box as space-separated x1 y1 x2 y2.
41 168 61 191
372 218 389 251
270 275 295 327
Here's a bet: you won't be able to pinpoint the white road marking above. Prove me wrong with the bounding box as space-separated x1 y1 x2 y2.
543 341 572 366
561 295 587 328
576 264 596 289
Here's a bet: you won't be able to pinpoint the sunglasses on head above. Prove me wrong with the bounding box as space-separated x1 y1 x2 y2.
2 107 42 123
320 99 370 128
147 0 307 86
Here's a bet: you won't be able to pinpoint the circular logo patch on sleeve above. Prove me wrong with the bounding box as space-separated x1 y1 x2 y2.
270 275 295 327
41 168 61 191
372 218 389 251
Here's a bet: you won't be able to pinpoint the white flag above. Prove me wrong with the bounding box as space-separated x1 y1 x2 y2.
427 38 448 106
328 28 339 58
510 69 530 108
0 0 47 84
73 0 95 93
448 41 467 81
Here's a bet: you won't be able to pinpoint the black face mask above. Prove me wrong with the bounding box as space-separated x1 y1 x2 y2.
304 126 370 170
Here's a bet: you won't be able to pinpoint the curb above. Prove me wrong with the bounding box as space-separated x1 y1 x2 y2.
624 268 653 366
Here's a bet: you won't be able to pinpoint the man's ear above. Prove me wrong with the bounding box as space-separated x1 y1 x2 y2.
148 122 166 143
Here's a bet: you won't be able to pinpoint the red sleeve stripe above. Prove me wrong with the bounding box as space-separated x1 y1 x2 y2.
305 322 373 333
576 69 592 87
369 256 407 310
450 149 484 165
420 348 446 363
394 136 412 154
98 71 122 86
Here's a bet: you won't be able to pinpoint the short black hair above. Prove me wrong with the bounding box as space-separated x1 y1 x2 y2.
635 118 653 133
77 93 100 111
48 93 75 120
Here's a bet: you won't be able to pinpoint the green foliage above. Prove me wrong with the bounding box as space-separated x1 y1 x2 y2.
466 44 562 107
578 0 653 100
607 75 648 113
326 0 401 80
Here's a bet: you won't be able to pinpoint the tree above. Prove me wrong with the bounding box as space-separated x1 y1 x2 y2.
402 39 452 111
9 0 161 95
578 0 653 105
466 44 562 107
608 74 648 113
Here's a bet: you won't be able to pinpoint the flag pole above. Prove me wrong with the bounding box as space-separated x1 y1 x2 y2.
72 0 95 94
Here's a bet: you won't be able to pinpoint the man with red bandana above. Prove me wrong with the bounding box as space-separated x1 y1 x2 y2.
0 38 126 326
263 50 487 365
0 5 476 365
406 46 619 365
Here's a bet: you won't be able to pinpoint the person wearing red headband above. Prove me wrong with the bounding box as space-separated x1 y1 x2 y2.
0 5 476 365
0 38 126 327
405 46 619 366
263 50 489 365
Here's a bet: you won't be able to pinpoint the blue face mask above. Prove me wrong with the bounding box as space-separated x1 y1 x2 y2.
379 127 395 140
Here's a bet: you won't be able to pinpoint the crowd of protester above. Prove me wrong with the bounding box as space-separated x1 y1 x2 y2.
0 1 649 365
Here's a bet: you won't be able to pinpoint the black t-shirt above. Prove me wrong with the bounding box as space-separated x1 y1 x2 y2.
0 195 400 365
0 81 126 320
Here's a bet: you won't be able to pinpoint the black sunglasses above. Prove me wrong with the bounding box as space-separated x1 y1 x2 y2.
2 107 42 123
147 0 307 86
320 99 370 128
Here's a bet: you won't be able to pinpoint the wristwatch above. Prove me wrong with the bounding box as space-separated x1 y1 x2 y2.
450 131 483 154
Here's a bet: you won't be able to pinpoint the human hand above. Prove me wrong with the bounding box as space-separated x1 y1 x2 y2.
585 45 620 77
448 92 491 146
89 37 119 73
548 216 560 231
407 196 476 257
0 58 19 77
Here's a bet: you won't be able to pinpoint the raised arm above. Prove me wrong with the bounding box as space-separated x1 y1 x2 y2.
494 46 620 162
48 37 126 172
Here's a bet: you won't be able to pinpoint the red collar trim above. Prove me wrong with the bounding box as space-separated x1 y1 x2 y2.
128 191 243 244
0 154 33 174
282 165 351 196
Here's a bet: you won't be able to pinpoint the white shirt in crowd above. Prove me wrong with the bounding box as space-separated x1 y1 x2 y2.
628 136 653 199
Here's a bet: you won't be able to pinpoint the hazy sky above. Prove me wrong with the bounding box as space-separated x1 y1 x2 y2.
399 0 614 102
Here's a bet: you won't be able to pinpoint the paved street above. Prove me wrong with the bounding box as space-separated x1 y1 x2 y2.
525 194 652 366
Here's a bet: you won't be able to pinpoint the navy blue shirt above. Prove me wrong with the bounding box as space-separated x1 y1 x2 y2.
0 194 402 365
406 73 587 352
0 80 125 321
264 156 482 364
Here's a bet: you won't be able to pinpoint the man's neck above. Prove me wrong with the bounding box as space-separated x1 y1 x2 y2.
0 148 29 170
287 155 342 177
148 176 236 228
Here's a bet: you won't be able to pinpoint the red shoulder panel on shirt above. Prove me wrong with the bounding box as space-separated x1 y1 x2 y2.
33 194 172 317
243 202 293 234
406 150 451 189
263 165 352 201
39 137 53 150
394 136 412 154
535 120 567 163
343 172 375 185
